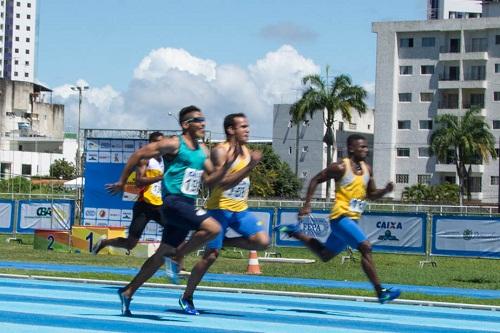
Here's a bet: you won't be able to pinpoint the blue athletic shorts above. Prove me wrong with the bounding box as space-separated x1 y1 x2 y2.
161 195 209 247
324 216 368 255
206 209 264 250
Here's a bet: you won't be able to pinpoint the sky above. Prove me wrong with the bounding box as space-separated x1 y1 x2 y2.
36 0 426 140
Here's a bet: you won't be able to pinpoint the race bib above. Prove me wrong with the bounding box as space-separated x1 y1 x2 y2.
150 181 162 197
223 178 250 200
181 168 203 195
349 198 367 213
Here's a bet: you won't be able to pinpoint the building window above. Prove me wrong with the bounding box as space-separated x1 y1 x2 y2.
491 176 500 186
419 120 433 130
396 174 409 183
25 61 29 66
16 1 20 6
420 92 433 102
13 72 18 76
497 35 500 45
27 2 31 7
15 25 19 30
338 121 344 131
27 14 30 19
496 64 500 73
349 123 357 130
15 13 20 18
25 49 29 54
469 177 482 193
418 174 431 184
21 164 31 176
422 37 435 47
14 60 18 65
24 72 28 78
15 36 19 41
418 147 430 157
400 38 414 48
14 48 18 53
421 65 434 75
26 37 30 42
399 66 412 75
26 26 30 31
397 148 410 157
398 93 412 102
493 120 500 129
494 92 500 101
288 147 292 155
302 146 308 153
397 120 411 129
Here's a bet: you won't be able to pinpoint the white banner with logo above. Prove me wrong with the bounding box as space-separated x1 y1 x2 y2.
0 200 14 232
275 209 427 253
18 200 74 233
432 216 500 258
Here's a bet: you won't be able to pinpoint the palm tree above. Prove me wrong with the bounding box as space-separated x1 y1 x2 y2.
290 67 367 198
430 107 497 204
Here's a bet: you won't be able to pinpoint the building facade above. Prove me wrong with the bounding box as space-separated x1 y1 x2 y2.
0 0 37 83
272 104 374 198
373 0 500 203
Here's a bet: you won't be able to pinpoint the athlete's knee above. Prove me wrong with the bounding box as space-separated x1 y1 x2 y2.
125 238 139 250
202 218 221 237
249 233 270 250
358 241 372 255
203 249 220 265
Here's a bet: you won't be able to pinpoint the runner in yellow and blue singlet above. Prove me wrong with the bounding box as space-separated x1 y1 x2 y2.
275 134 401 304
178 113 269 315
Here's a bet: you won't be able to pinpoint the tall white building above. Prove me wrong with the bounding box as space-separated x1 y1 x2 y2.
372 0 500 203
0 0 37 83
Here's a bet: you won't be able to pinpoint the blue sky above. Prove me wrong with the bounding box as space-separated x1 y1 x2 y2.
36 0 426 139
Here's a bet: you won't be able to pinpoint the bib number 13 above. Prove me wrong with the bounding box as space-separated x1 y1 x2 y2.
181 168 203 195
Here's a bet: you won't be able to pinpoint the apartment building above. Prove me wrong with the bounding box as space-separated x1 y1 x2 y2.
372 0 500 203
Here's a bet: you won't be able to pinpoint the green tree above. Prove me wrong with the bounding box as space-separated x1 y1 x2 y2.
402 183 459 204
49 159 76 180
430 107 497 203
248 144 300 198
290 67 367 198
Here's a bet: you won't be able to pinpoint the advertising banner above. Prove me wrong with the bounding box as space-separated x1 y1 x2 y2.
275 209 427 253
17 200 74 233
0 200 13 232
83 138 164 240
432 216 500 258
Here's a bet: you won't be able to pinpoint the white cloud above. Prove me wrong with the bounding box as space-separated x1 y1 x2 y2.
362 81 375 108
55 45 320 139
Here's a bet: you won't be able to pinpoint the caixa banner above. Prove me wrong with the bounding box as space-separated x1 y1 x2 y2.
275 209 427 254
432 216 500 259
17 200 75 233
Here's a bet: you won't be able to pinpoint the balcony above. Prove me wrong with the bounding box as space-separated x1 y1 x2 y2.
435 163 484 173
436 107 486 116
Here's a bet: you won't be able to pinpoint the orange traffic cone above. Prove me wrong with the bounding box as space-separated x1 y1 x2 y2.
246 250 261 274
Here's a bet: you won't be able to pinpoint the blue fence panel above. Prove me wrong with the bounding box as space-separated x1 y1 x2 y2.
0 199 14 233
17 200 75 234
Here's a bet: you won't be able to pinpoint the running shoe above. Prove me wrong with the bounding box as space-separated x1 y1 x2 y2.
91 237 106 255
179 296 200 315
378 288 401 304
117 287 132 316
164 257 179 284
273 223 301 237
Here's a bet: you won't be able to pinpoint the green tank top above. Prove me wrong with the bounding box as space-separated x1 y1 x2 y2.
162 135 207 199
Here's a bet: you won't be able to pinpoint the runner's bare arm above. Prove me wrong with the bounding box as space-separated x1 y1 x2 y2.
298 162 344 217
106 137 178 195
365 165 393 200
135 159 163 187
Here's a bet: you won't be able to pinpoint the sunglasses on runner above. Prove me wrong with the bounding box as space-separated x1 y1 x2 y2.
184 117 206 124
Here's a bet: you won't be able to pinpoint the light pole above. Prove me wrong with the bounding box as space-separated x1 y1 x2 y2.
70 85 89 176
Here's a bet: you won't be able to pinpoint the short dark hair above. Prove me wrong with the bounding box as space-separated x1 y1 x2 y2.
148 131 163 142
178 105 201 124
347 134 366 147
223 113 246 136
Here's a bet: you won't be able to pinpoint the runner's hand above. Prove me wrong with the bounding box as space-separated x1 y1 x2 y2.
249 150 262 166
298 205 311 218
105 181 125 195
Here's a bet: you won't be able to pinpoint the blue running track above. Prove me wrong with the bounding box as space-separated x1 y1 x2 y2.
1 276 499 333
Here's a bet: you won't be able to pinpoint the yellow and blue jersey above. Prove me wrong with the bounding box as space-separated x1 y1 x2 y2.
139 157 164 206
330 158 370 220
206 142 250 212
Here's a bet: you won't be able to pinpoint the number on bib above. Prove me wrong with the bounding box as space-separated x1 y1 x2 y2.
223 178 250 200
349 198 367 213
181 168 203 195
